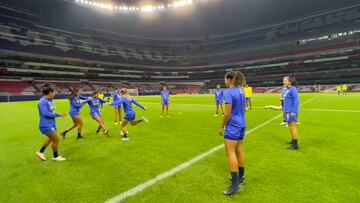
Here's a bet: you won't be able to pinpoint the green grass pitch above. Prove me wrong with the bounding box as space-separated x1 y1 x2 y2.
0 93 359 202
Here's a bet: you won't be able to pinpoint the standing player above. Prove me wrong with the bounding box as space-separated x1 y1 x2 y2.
214 84 224 117
113 88 123 125
88 91 109 135
219 71 247 196
283 76 300 150
336 85 341 95
160 86 170 118
36 84 67 161
244 84 253 110
61 88 89 140
342 84 348 95
280 85 288 126
118 88 149 141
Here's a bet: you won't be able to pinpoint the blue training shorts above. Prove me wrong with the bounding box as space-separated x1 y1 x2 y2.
216 100 223 105
286 112 298 123
91 111 101 118
39 126 57 135
124 113 136 121
114 104 122 109
224 125 246 141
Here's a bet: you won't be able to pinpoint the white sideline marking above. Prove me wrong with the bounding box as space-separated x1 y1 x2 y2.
105 96 318 203
302 108 360 113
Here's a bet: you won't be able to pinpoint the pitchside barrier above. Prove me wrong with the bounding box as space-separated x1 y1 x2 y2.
0 89 140 103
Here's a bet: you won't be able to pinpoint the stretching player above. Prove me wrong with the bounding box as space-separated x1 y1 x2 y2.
61 88 89 139
88 91 109 135
113 88 123 125
36 84 67 161
118 88 149 141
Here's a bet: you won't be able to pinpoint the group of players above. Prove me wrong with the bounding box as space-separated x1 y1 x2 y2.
35 72 300 196
35 85 170 162
336 84 348 95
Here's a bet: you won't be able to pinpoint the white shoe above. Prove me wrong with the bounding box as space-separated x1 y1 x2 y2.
214 114 218 117
160 115 163 118
166 115 170 118
142 116 149 123
36 151 46 161
52 156 66 161
121 137 129 141
280 122 287 126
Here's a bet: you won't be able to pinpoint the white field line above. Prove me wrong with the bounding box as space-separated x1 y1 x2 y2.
142 96 360 113
105 96 318 203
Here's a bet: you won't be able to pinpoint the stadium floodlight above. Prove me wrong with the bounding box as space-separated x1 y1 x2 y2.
75 0 196 12
141 5 155 12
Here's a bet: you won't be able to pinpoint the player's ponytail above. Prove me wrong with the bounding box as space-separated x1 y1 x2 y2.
289 76 298 88
285 76 298 88
225 71 246 87
70 88 80 100
42 83 54 95
234 71 246 87
120 88 131 99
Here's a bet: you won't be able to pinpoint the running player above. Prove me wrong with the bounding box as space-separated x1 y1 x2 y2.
36 84 67 161
88 91 109 135
112 88 123 125
214 84 224 116
283 76 300 150
118 88 148 141
219 71 247 195
160 86 170 118
244 84 253 110
61 88 89 139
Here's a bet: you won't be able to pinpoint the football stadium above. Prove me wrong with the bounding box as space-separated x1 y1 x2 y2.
0 0 360 202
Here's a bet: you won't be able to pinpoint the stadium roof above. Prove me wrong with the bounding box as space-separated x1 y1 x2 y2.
2 0 360 38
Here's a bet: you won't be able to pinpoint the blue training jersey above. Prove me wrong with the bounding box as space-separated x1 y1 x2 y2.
160 91 170 102
87 97 107 113
283 86 300 113
280 86 287 100
69 96 89 115
113 91 122 104
215 89 224 102
119 96 145 115
38 96 60 128
224 87 246 128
